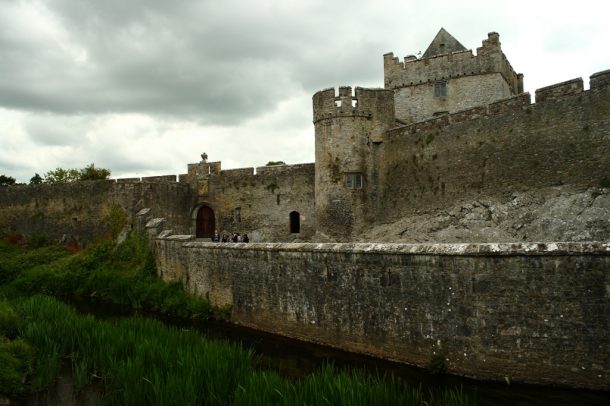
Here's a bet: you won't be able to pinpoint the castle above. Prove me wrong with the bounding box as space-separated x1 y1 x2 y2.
1 29 609 389
179 28 609 244
1 29 609 244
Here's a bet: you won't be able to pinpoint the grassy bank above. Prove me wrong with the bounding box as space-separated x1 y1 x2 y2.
2 296 474 405
0 234 211 318
0 235 475 404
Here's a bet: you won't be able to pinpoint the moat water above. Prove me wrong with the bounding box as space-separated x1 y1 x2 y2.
30 300 610 406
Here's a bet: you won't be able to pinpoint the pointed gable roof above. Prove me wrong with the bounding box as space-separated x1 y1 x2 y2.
422 28 467 58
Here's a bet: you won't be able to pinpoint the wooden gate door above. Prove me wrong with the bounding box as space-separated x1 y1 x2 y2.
196 205 215 238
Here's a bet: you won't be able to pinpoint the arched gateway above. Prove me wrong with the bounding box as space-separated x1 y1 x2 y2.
195 205 215 238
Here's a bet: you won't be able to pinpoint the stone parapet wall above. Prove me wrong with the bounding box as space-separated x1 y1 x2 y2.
255 163 315 176
0 181 193 244
535 78 584 103
386 90 533 137
141 175 178 182
113 175 181 183
155 238 610 389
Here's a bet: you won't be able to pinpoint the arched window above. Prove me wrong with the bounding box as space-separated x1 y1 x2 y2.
289 211 300 234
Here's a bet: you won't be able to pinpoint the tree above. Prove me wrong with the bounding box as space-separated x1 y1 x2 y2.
43 168 81 184
29 173 43 184
266 161 286 166
0 174 16 187
79 163 111 181
42 163 111 184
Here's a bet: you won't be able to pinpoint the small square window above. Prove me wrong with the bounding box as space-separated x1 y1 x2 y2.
434 81 447 97
346 173 363 189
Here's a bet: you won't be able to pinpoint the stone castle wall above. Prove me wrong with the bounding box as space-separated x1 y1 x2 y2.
374 71 610 237
393 73 513 123
187 162 316 241
155 237 610 390
0 161 316 244
0 178 192 245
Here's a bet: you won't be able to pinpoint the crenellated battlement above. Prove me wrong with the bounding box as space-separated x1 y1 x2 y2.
590 68 610 90
255 163 314 176
186 162 316 182
210 163 314 183
535 78 583 102
114 174 181 183
386 69 607 140
384 32 523 95
312 86 394 124
220 167 254 177
386 92 531 137
530 69 610 102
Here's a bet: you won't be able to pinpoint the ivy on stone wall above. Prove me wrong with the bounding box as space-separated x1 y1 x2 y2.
108 204 127 240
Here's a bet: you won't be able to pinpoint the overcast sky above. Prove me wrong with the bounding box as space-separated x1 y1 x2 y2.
1 0 609 182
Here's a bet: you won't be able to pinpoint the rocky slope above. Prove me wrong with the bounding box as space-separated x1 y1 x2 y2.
357 186 610 243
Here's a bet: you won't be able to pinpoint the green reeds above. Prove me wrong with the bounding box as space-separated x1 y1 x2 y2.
4 296 475 405
232 365 437 406
1 234 211 319
0 338 34 397
0 299 34 397
8 296 253 404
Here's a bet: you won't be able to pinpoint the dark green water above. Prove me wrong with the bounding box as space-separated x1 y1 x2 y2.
68 300 610 406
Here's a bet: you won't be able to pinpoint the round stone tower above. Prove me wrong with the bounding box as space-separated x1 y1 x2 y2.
312 86 394 241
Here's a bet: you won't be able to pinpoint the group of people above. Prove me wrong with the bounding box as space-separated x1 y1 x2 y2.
211 229 249 243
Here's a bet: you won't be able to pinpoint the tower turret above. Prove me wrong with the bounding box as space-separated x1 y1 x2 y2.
312 86 394 241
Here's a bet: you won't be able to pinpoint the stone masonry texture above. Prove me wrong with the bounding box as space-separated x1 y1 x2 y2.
155 240 610 390
368 78 610 242
0 180 192 245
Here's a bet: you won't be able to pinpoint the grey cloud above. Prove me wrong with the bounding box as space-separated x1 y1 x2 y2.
0 1 396 124
2 0 608 184
24 115 86 146
99 155 168 175
0 159 25 172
